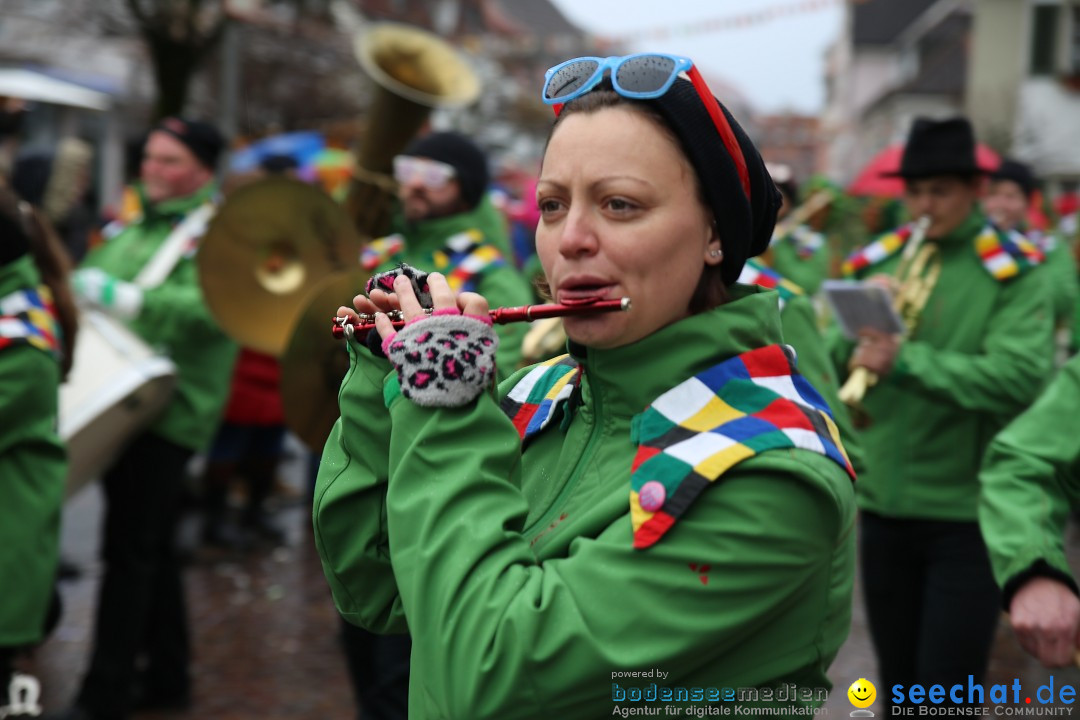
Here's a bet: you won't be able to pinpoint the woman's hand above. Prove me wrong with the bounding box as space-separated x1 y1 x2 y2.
369 272 490 341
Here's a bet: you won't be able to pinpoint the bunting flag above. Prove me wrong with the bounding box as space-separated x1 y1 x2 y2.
841 223 914 277
975 224 1044 281
628 344 854 549
500 355 581 441
0 286 62 360
737 259 804 309
431 230 506 292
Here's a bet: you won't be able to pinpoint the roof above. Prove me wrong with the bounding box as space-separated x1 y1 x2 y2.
852 0 939 46
0 67 111 110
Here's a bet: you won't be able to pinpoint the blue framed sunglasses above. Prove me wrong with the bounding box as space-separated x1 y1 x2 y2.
542 53 693 105
540 52 753 202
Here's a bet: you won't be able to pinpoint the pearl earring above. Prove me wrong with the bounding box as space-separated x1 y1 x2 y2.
709 249 722 259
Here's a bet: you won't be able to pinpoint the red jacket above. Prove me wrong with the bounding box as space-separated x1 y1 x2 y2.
222 348 285 426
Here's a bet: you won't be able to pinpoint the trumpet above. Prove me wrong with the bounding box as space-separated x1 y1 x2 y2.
838 215 939 426
332 297 631 340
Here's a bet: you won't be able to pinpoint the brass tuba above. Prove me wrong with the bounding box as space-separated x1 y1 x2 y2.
200 22 482 448
344 22 481 238
837 214 939 426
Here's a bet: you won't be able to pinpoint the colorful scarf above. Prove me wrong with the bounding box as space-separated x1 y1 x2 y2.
629 344 854 549
502 345 855 550
774 225 825 259
361 234 406 271
975 224 1044 281
431 230 505 293
841 223 914 277
500 355 581 441
0 286 61 360
843 222 1042 281
737 259 805 309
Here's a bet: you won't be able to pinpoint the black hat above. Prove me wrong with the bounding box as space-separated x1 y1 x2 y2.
991 158 1037 198
888 117 982 179
646 79 782 286
152 117 226 170
401 131 489 210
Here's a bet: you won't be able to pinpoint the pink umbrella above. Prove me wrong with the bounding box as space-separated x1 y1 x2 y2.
847 143 1001 197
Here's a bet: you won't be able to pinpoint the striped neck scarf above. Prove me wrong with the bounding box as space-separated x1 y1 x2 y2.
0 286 61 360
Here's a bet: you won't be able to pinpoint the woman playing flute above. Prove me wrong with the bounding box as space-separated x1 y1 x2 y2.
314 53 856 719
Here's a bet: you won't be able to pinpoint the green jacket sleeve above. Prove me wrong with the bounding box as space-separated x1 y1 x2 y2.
312 340 407 633
892 269 1053 416
384 392 852 718
979 353 1080 592
782 297 865 474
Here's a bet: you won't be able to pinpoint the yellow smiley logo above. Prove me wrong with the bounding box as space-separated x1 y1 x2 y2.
848 678 876 709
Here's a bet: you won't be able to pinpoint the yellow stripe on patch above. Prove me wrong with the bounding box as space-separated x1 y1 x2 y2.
629 489 655 531
694 443 755 479
680 395 746 432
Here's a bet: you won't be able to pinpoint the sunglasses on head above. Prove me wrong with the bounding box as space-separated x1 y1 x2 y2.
541 53 750 201
393 155 456 189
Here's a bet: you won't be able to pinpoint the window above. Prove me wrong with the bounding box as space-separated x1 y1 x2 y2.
1072 5 1080 74
1030 4 1061 75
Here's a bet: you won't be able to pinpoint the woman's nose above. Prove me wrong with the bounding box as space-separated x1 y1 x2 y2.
557 208 599 257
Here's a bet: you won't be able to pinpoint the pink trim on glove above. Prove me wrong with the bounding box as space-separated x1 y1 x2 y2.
464 312 494 326
380 332 399 358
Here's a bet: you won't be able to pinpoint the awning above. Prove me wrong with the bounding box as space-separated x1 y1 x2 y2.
0 68 112 111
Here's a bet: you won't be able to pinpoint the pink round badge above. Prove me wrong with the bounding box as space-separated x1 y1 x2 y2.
638 481 666 512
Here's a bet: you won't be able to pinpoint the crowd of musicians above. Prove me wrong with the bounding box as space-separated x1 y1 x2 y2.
3 48 1080 720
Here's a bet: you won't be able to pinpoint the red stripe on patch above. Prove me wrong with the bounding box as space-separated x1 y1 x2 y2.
633 512 675 549
631 445 662 473
740 345 789 378
754 398 815 431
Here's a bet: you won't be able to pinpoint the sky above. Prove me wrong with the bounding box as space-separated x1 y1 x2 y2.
545 0 844 116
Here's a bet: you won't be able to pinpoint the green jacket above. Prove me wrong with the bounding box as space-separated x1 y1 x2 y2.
81 183 237 451
314 285 856 718
384 202 535 378
1037 233 1078 337
979 351 1080 595
832 210 1054 521
770 227 830 296
0 255 65 645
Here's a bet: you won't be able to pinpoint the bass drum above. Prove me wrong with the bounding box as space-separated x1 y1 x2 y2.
58 310 176 497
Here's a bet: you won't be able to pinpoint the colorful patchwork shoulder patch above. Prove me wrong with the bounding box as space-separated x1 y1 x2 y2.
629 344 855 550
737 259 804 310
975 224 1044 281
0 286 62 360
361 234 406 271
432 230 506 293
781 225 825 259
841 223 914 277
500 355 581 442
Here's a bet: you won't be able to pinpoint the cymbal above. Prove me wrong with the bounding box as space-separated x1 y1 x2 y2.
280 270 370 450
199 176 362 356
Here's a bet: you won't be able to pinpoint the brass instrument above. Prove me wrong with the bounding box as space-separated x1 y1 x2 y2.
200 23 482 448
837 215 938 425
344 22 481 237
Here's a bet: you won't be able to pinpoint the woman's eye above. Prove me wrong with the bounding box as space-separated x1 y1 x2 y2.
607 198 637 212
538 198 562 213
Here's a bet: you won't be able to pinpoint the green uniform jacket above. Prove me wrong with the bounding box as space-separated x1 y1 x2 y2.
979 351 1080 595
1039 234 1078 337
81 183 237 451
0 256 65 646
832 210 1054 521
384 203 534 377
780 292 866 474
770 230 830 296
314 285 856 718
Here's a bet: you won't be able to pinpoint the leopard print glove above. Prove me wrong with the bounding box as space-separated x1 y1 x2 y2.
383 311 499 407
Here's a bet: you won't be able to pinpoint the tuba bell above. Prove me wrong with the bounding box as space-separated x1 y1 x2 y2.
344 22 482 238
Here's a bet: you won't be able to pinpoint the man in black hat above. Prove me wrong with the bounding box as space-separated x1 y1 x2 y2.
985 158 1078 359
55 118 237 720
833 117 1055 712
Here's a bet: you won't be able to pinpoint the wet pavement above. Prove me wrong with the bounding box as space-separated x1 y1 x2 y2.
20 434 1080 718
